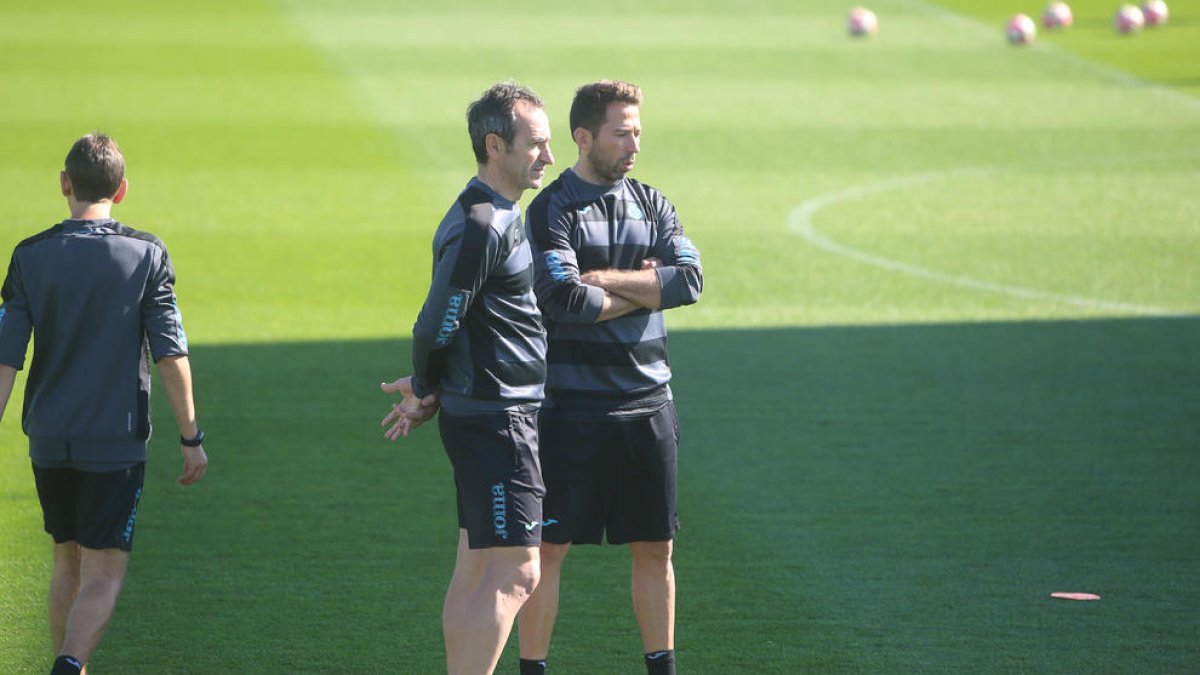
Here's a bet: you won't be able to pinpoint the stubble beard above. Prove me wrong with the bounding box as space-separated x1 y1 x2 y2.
587 147 630 184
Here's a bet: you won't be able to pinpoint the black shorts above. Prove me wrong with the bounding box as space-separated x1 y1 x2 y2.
32 462 146 551
439 408 545 550
540 402 679 546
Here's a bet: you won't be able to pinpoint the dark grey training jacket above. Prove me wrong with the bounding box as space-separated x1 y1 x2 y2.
0 218 188 466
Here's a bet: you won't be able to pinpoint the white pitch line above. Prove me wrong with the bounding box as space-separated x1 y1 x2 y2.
786 172 1185 316
889 0 1200 113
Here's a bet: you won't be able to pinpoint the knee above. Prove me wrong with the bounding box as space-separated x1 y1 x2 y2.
78 548 130 591
489 550 540 603
82 576 125 601
80 567 127 595
631 540 673 571
515 555 540 600
539 542 570 569
500 561 539 608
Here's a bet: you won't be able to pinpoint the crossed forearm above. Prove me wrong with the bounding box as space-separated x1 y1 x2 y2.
581 267 661 311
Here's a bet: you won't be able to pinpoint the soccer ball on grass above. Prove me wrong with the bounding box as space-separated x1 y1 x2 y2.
1141 0 1169 27
1006 14 1037 45
848 7 879 37
1042 2 1074 30
1114 4 1145 34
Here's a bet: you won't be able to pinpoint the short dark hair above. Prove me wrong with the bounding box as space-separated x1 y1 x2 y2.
64 133 125 202
569 80 643 138
466 81 544 164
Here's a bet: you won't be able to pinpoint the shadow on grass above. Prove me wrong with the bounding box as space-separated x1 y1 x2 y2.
669 317 1199 674
7 318 1193 674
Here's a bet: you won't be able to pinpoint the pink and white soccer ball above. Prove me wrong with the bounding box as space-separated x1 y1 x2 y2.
1141 0 1169 26
1114 4 1145 33
1006 14 1037 45
848 7 879 37
1042 2 1074 29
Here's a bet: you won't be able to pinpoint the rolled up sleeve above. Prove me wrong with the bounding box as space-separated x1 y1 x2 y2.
652 200 703 310
142 249 189 361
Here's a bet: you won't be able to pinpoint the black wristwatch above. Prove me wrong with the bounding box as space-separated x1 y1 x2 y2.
181 430 205 447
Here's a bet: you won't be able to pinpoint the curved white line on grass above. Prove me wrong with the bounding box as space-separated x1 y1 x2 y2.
787 172 1183 316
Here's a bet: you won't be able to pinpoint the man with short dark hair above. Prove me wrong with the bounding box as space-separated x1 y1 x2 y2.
517 80 703 675
0 133 208 675
379 80 554 675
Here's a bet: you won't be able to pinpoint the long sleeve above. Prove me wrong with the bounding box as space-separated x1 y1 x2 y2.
142 246 189 361
410 203 502 399
648 194 703 310
529 192 606 325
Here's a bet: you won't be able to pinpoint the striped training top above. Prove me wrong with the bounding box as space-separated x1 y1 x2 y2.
410 177 547 414
527 169 702 417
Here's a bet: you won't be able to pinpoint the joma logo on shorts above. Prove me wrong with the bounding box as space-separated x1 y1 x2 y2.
123 487 142 545
436 292 466 346
491 483 508 540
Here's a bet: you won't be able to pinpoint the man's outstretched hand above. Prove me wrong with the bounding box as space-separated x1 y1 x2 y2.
380 376 440 440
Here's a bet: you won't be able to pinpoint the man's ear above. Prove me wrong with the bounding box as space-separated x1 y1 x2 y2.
485 132 506 161
112 179 128 204
573 126 592 152
60 171 72 197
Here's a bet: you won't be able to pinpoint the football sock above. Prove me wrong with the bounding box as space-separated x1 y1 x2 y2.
645 649 676 675
519 657 548 674
49 655 83 675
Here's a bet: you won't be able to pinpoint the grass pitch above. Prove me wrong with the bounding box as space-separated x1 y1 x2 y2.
1 0 1197 673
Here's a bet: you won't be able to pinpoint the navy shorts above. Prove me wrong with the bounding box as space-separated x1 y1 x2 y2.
32 462 145 551
540 402 679 546
439 408 545 550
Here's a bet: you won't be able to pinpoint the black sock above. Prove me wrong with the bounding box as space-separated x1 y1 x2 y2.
645 649 675 675
519 657 547 674
50 655 82 675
